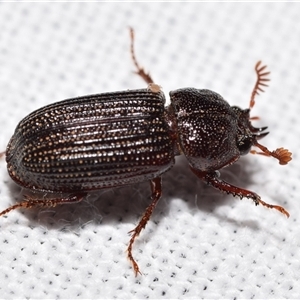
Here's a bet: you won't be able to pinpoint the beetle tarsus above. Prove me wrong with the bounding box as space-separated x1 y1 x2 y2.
256 198 290 218
127 177 162 276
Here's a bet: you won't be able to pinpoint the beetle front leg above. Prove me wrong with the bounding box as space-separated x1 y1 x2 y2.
191 168 289 218
127 176 162 276
0 193 86 217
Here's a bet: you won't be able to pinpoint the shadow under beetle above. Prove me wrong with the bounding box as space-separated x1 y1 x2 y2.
0 28 292 276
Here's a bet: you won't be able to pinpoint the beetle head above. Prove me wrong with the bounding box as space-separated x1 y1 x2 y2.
231 106 269 156
231 105 292 165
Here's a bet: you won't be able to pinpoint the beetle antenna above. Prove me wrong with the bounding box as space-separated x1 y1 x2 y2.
129 27 154 84
251 141 292 165
249 61 270 109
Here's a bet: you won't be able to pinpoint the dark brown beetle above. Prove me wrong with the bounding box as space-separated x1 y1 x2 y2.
0 29 292 275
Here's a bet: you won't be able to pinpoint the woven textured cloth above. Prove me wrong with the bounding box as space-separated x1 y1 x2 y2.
0 3 299 299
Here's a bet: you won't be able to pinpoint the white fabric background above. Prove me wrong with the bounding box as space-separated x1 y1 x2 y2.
0 2 299 299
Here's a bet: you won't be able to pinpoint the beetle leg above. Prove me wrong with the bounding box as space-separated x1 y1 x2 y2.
191 168 289 218
127 176 162 276
0 193 86 217
129 27 154 84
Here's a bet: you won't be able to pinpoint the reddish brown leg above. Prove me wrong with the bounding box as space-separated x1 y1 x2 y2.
129 28 161 93
127 177 162 276
129 27 154 85
191 168 289 218
0 192 86 217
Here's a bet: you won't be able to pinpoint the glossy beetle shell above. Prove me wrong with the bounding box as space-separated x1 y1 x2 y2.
6 89 174 193
170 88 240 172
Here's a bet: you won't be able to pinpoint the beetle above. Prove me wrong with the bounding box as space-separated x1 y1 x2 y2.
0 28 292 275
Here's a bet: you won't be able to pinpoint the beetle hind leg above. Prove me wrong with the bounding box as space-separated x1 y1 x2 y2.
0 192 86 217
127 177 162 276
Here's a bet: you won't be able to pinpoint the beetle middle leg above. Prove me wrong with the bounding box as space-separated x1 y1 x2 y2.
129 27 154 85
191 168 290 218
129 28 162 94
127 176 162 276
0 192 86 217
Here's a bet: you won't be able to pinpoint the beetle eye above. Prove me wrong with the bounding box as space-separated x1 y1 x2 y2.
238 136 253 155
